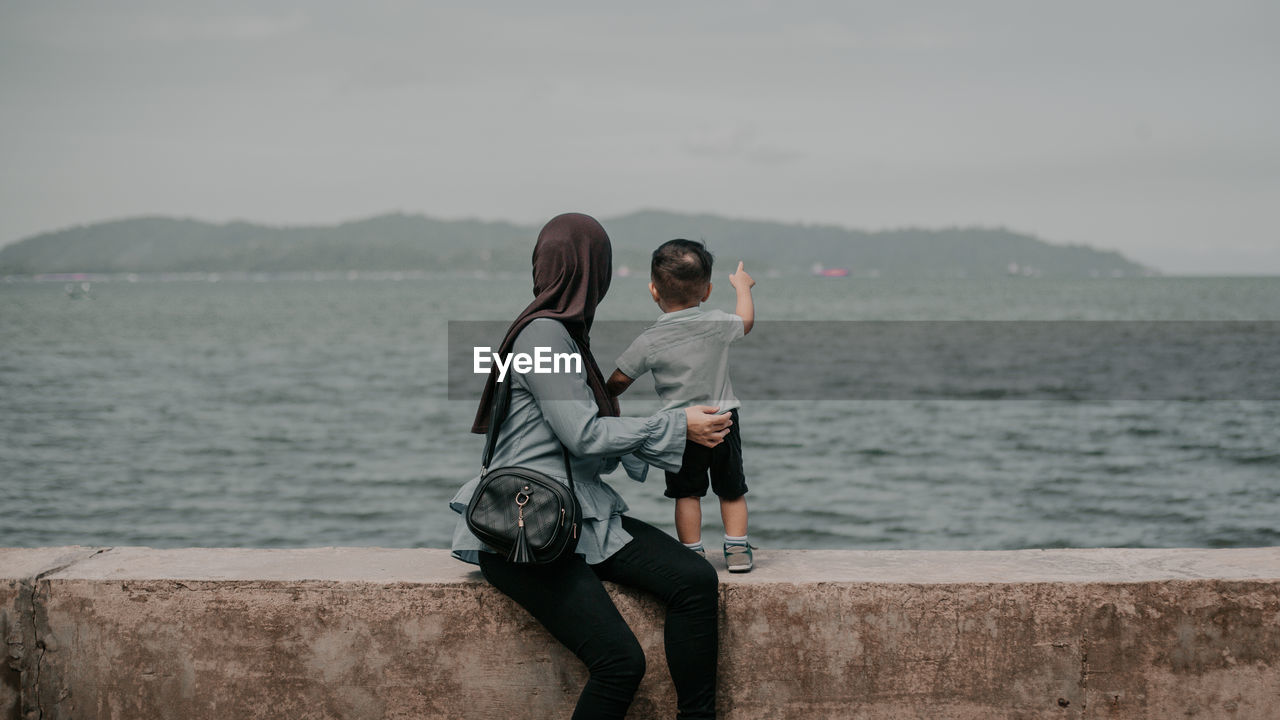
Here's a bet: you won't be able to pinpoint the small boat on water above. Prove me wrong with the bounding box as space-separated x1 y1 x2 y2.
811 263 850 277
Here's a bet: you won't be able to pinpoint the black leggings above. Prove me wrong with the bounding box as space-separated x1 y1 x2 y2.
479 515 719 720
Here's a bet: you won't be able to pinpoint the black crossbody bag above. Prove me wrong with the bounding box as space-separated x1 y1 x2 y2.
465 378 581 564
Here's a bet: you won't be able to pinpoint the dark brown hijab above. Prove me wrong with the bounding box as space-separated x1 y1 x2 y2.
470 213 620 434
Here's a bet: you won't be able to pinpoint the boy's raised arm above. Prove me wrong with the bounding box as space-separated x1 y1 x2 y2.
606 368 635 397
729 260 755 335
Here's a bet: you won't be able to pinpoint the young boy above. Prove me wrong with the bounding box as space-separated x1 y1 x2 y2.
606 239 756 572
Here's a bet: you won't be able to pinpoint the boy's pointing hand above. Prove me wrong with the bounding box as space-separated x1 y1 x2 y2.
729 261 755 290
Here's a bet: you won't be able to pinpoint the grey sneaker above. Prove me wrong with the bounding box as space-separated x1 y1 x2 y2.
724 543 754 573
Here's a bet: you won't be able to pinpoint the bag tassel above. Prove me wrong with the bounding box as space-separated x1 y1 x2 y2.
510 488 533 563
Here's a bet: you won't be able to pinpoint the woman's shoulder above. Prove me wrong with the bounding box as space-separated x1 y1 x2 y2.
525 316 566 331
515 317 576 350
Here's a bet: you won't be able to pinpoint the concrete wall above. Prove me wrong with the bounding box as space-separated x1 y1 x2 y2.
2 546 1278 719
2 548 106 720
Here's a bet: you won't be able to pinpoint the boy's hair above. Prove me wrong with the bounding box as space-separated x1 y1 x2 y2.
651 239 714 306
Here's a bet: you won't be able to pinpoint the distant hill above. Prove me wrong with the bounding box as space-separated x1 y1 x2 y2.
0 210 1154 277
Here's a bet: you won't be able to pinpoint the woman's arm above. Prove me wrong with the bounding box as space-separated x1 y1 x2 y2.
513 320 730 470
512 320 690 469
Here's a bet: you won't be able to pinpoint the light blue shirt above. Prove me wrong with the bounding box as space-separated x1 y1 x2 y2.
449 318 688 565
615 306 745 413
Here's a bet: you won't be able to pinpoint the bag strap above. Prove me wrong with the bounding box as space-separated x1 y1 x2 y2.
480 378 575 492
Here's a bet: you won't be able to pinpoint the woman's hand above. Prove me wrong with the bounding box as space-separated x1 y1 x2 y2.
685 405 732 448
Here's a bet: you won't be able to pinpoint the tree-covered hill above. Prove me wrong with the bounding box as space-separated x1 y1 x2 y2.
0 210 1153 277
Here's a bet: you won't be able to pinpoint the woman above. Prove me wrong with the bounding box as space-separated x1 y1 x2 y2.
448 213 732 719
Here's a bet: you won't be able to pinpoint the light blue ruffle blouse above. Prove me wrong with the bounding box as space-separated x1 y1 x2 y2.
449 318 688 565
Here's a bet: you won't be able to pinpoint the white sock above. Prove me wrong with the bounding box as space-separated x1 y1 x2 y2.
683 540 704 551
724 534 748 546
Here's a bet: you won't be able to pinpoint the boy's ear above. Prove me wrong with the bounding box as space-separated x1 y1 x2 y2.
702 282 712 302
648 282 660 303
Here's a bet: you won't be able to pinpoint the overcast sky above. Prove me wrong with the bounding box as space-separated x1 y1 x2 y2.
1 1 1276 273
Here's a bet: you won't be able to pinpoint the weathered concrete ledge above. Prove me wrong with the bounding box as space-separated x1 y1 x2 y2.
3 546 1279 719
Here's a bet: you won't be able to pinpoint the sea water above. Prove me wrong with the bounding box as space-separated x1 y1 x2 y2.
1 275 1277 550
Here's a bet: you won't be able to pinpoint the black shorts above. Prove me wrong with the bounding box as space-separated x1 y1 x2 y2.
664 408 748 500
